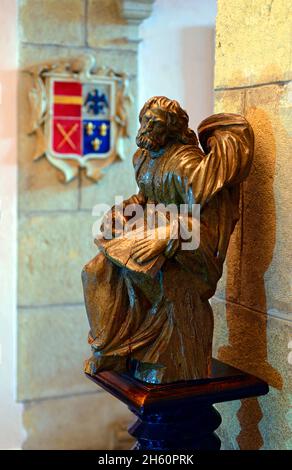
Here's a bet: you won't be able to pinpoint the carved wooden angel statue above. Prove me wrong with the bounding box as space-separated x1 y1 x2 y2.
82 96 254 384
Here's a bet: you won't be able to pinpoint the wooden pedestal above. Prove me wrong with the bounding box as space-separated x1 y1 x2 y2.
86 359 269 450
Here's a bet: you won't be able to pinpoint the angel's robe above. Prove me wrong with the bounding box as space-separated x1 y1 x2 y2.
82 113 254 383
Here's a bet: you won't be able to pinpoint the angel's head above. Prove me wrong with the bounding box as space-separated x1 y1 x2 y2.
136 96 198 152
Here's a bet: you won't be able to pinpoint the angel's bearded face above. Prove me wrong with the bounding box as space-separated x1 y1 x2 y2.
136 108 169 151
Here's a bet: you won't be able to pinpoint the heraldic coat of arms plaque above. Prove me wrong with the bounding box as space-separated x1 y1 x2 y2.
26 55 131 182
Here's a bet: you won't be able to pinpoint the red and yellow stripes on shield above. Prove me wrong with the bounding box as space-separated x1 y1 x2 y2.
53 81 82 155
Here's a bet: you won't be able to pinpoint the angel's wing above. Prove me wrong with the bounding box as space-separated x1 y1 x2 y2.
189 113 254 207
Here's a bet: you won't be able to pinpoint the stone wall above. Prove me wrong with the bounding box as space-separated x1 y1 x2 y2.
212 0 292 450
17 0 153 449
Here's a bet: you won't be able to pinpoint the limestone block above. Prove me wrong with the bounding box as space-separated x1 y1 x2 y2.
212 297 292 450
19 44 138 77
214 85 292 317
215 0 292 88
18 211 97 306
18 305 96 401
19 0 85 46
23 392 134 449
245 84 292 317
87 0 139 51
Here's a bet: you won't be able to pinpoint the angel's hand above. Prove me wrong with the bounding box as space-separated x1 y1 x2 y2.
131 237 168 264
130 225 171 263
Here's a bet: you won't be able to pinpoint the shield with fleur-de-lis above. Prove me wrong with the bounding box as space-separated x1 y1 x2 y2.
26 56 131 183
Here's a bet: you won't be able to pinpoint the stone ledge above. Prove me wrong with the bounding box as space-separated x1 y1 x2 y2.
119 0 155 25
87 0 140 51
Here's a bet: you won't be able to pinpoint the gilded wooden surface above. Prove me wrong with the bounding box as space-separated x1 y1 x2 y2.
82 96 254 384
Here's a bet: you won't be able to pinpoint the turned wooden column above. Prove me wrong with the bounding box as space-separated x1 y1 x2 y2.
86 358 268 450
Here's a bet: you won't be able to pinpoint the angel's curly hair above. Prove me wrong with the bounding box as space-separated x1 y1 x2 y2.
139 96 199 146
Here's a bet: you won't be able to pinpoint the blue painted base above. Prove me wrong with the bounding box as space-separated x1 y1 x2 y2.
129 403 222 450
